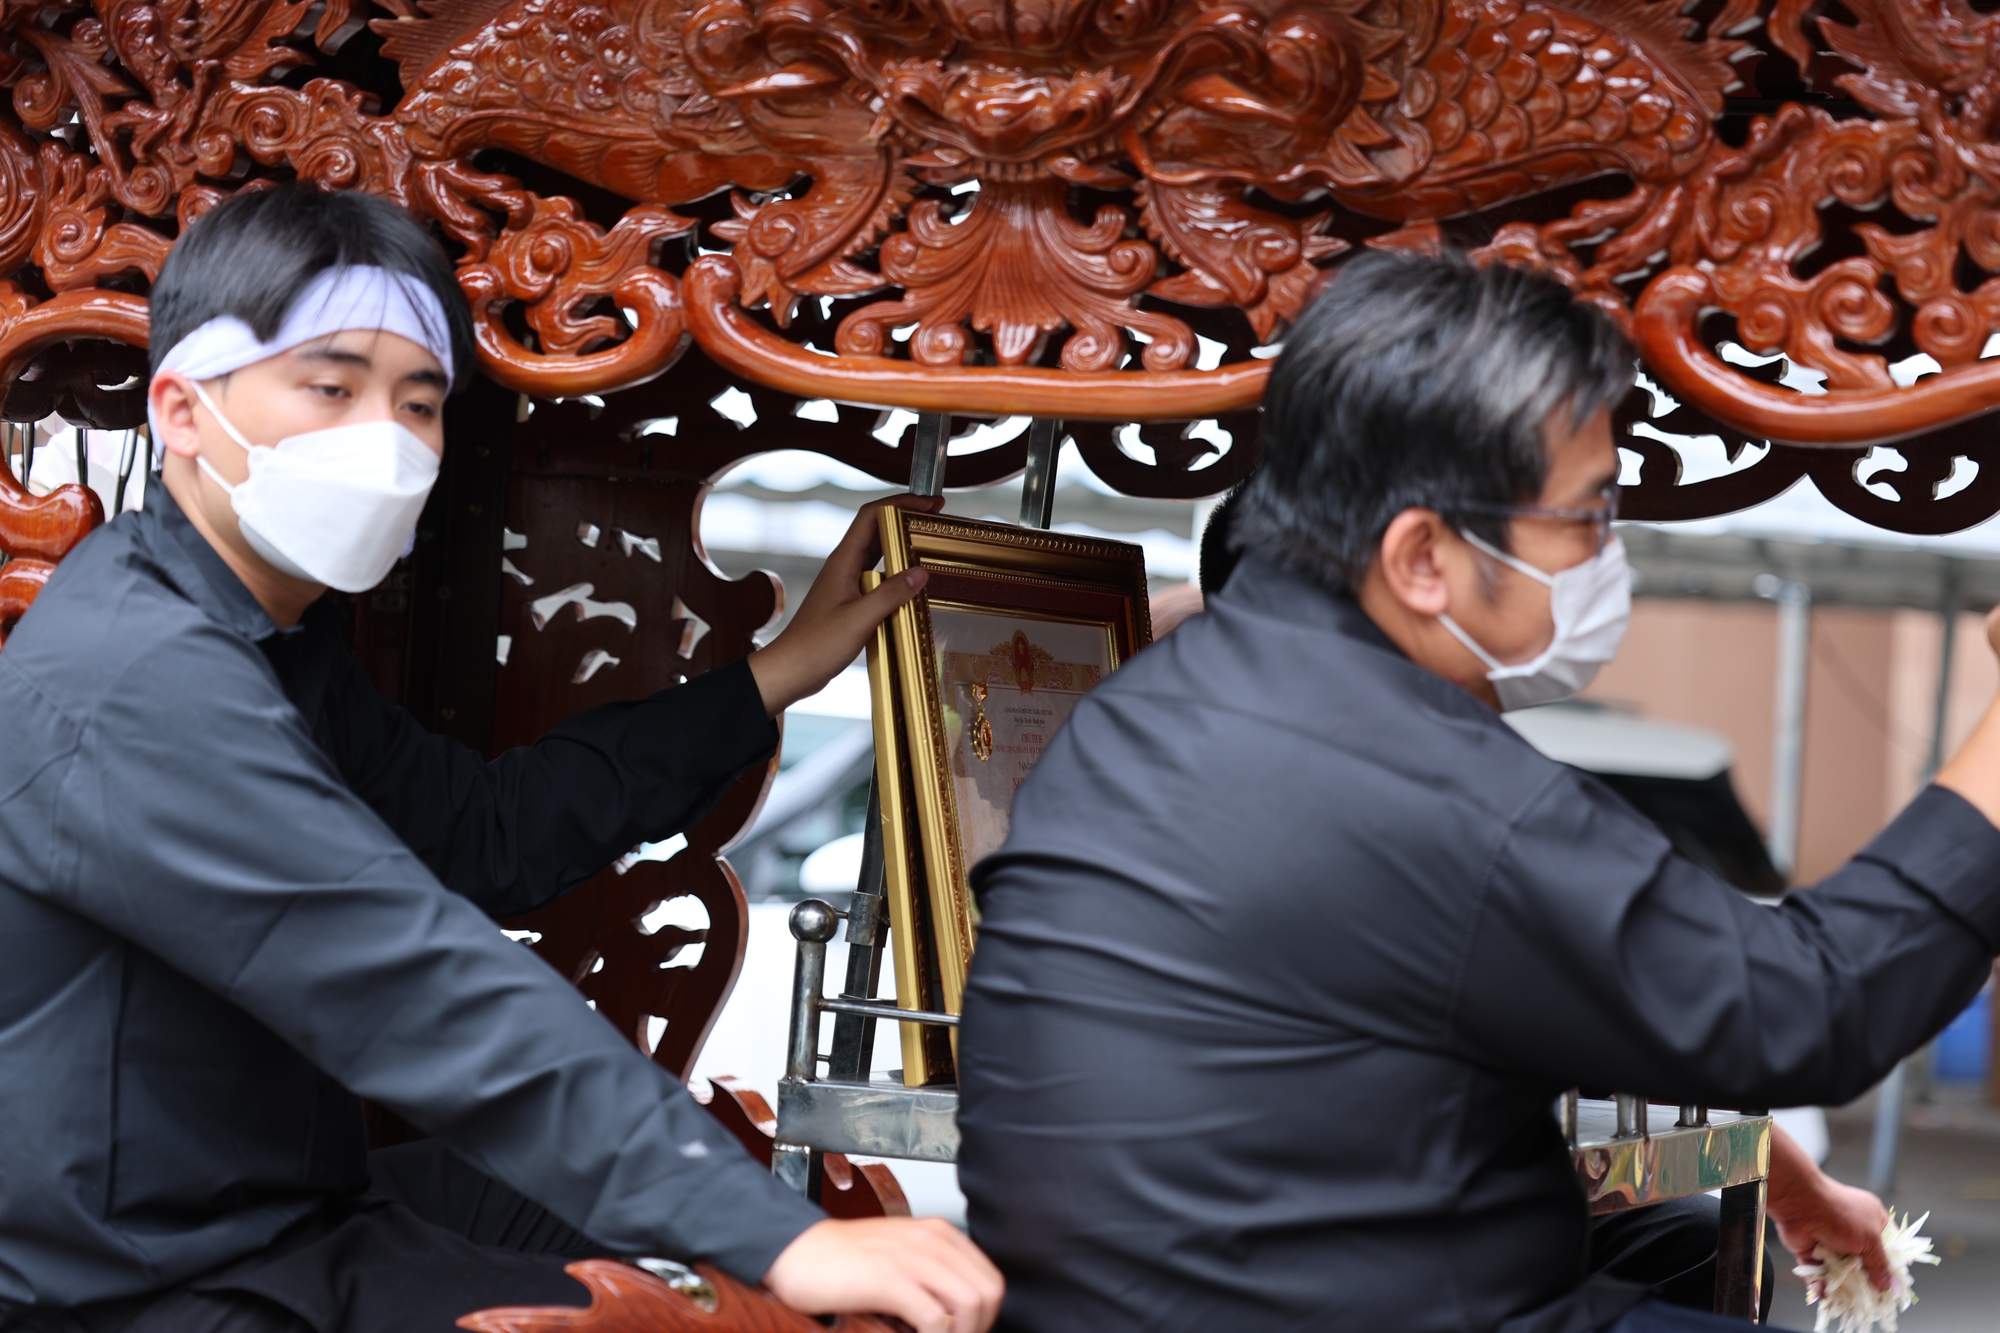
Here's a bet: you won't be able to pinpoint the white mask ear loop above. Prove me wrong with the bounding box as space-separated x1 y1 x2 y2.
1459 529 1555 588
1435 530 1551 671
1437 612 1507 673
186 378 256 496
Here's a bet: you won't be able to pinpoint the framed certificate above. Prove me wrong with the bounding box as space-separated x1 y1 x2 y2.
867 510 1150 1084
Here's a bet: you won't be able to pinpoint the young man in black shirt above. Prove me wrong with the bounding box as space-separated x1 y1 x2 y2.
0 185 1000 1333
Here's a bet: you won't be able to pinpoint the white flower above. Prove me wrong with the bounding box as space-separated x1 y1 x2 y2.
1794 1210 1941 1333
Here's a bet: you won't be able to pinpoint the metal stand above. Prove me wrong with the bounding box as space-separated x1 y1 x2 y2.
1755 575 1811 880
825 784 888 1083
1716 1178 1771 1321
775 898 961 1200
909 413 949 497
769 418 1102 1191
113 429 141 514
1567 1096 1771 1322
1019 418 1060 529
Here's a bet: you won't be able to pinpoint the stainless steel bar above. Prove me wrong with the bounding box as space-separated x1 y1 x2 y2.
819 997 959 1027
776 1077 962 1162
114 430 138 515
1714 1178 1769 1320
784 901 838 1082
1676 1105 1707 1128
1763 578 1812 878
1018 418 1061 528
1560 1090 1579 1146
1926 560 1963 782
771 1142 818 1198
1613 1093 1644 1139
845 891 883 948
826 781 888 1080
909 413 950 497
1572 1102 1770 1215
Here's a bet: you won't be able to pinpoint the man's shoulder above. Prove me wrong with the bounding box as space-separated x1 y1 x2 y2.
1093 589 1564 802
2 519 269 721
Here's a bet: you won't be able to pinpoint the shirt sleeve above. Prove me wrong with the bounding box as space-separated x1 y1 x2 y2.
324 647 778 918
1448 771 2000 1108
57 621 821 1281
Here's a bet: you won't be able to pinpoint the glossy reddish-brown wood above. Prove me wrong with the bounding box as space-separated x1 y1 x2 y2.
682 255 1271 422
457 1259 904 1333
12 0 2000 498
0 555 52 644
0 470 101 564
698 1077 911 1219
488 468 777 1080
0 435 103 645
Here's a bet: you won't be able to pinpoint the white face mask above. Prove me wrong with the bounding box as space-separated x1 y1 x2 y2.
189 380 440 594
1437 531 1631 711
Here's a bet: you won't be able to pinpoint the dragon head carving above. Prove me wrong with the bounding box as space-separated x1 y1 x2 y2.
1 0 1999 459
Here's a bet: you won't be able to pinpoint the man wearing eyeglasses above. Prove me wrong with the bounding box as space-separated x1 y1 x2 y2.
953 251 2000 1333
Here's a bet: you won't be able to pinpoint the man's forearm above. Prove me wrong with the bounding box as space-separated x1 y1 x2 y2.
343 657 777 917
1763 1121 1815 1218
1764 1121 1892 1288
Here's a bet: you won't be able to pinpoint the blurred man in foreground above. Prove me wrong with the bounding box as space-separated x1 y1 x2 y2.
958 251 1995 1333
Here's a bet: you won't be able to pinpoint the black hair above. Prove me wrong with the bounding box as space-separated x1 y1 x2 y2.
149 184 474 392
1198 486 1243 596
1231 250 1632 594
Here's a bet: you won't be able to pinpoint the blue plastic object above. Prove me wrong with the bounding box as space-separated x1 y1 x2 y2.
1935 988 1991 1083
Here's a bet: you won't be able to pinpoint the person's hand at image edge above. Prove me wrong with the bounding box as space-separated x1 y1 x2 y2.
763 1216 1004 1333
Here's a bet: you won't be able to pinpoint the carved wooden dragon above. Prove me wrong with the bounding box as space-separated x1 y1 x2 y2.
0 0 1996 444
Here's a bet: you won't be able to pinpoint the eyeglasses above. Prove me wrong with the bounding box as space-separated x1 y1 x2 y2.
1450 486 1620 555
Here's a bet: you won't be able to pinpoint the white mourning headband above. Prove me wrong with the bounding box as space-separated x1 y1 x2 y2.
147 265 456 443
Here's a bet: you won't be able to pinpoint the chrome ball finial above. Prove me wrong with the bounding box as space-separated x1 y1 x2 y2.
789 898 840 944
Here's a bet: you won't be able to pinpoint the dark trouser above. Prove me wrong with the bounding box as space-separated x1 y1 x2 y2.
40 1143 610 1333
1588 1195 1776 1327
1606 1299 1769 1332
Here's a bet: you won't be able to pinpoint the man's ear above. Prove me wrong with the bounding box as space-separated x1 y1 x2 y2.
1375 508 1452 617
148 372 202 460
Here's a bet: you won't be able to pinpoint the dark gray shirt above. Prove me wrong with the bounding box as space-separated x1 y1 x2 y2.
0 478 821 1320
959 555 2000 1333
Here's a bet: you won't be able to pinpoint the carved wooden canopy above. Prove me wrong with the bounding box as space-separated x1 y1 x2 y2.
4 0 2000 531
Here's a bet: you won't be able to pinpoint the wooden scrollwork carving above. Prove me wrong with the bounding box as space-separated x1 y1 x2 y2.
0 420 102 648
12 0 2000 508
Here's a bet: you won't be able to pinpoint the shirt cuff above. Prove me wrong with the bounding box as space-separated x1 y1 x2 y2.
676 656 779 773
1856 785 2000 949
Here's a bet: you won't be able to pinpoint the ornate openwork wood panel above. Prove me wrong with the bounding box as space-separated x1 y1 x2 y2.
1 0 1998 1164
4 0 2000 529
0 450 96 643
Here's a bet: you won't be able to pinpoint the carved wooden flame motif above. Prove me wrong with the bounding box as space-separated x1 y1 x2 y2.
7 0 2000 526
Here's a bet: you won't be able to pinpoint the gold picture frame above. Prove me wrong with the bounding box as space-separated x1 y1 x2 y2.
867 510 1151 1085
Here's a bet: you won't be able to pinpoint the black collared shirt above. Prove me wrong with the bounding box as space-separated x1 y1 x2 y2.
959 555 2000 1333
0 477 821 1319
